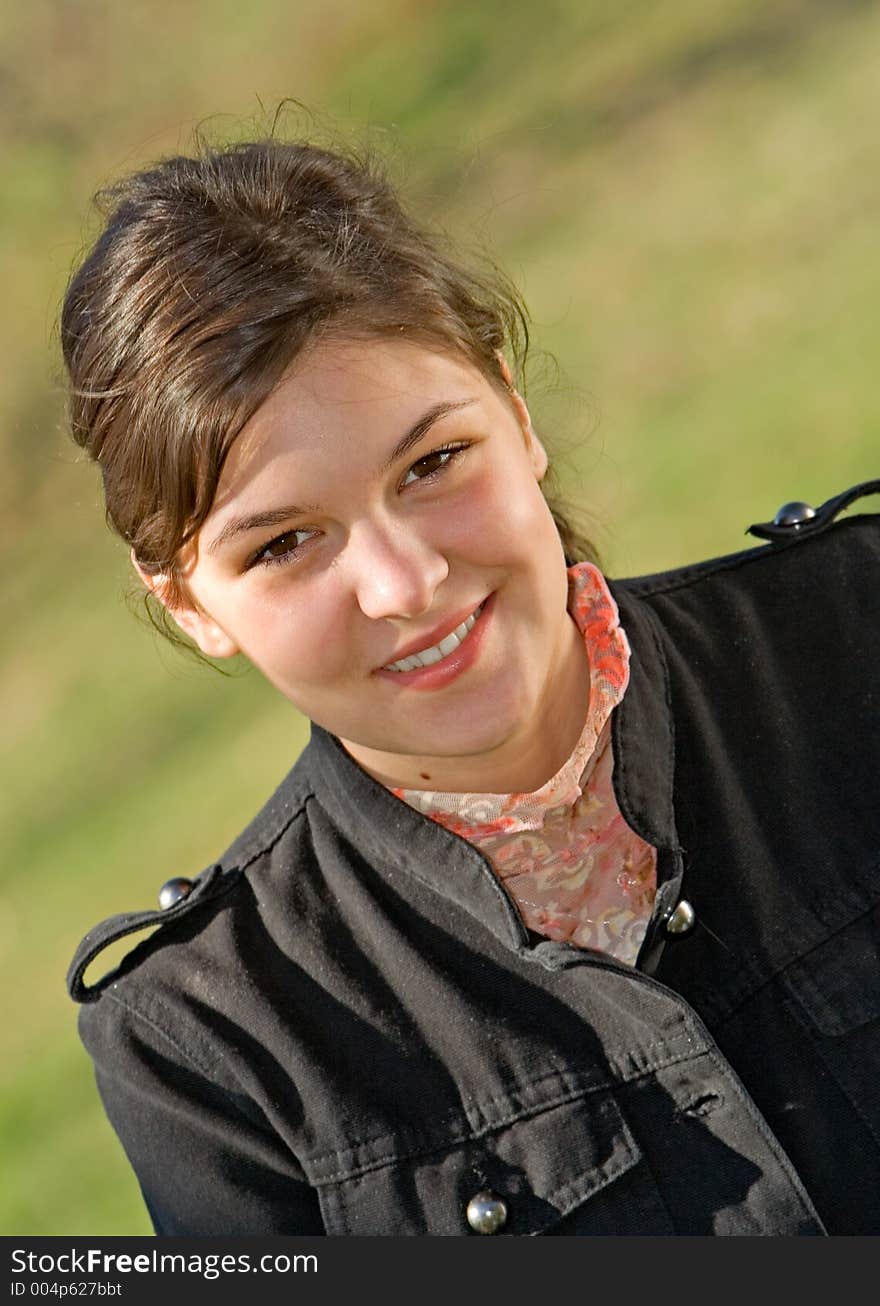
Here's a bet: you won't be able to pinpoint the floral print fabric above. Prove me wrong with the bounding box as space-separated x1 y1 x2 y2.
391 563 657 966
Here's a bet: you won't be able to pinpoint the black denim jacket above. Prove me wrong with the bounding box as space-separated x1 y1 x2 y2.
69 482 880 1236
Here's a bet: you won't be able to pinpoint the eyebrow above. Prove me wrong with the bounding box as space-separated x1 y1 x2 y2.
206 397 478 556
379 398 477 471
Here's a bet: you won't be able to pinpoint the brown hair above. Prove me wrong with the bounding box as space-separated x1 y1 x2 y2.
61 135 596 653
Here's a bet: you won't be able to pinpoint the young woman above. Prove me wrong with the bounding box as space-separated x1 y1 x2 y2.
65 137 880 1236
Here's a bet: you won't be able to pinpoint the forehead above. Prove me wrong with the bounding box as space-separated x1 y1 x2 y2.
213 338 491 504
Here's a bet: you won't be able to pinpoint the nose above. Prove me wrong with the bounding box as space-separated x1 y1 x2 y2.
347 519 449 621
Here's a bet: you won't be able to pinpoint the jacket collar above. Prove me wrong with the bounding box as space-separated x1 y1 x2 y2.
606 580 680 853
307 722 530 950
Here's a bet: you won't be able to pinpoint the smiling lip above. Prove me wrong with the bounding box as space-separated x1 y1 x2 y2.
378 598 490 668
374 592 495 690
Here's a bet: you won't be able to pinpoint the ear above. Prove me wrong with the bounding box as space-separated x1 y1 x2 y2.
525 424 549 482
494 350 548 481
130 550 240 659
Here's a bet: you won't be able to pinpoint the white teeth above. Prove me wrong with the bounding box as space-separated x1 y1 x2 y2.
436 631 461 656
384 603 484 672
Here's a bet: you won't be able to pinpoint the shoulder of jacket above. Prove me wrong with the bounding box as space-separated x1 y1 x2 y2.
67 759 318 1006
613 478 880 600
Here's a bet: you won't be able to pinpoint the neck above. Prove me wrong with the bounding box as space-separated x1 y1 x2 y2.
344 613 591 795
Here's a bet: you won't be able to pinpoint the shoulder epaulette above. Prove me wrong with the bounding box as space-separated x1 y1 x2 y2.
67 864 240 1004
747 478 880 542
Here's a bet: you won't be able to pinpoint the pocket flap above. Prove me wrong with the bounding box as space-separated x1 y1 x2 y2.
317 1090 642 1235
784 902 880 1036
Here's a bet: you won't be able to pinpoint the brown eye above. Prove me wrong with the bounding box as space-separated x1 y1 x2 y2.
401 442 469 488
411 451 448 478
265 533 298 558
251 528 317 570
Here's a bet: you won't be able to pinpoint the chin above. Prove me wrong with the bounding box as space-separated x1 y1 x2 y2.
341 672 539 763
400 714 526 764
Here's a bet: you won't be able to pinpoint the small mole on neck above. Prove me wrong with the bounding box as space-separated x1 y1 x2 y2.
419 772 431 781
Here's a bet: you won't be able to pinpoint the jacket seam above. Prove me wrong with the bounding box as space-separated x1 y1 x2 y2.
98 990 315 1188
696 863 880 1030
100 989 225 1080
618 515 873 599
703 1045 823 1228
305 1039 717 1183
458 1040 694 1123
231 795 313 874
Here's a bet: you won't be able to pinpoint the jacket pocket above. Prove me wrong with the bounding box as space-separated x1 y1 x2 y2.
782 901 880 1037
780 900 880 1166
314 1090 674 1235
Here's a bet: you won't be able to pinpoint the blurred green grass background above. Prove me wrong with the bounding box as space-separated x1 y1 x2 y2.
2 0 878 1234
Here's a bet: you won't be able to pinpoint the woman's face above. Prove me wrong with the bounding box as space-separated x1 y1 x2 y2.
149 337 585 791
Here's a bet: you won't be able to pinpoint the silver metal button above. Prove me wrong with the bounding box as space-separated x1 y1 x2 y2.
772 501 816 528
158 877 194 910
665 899 696 936
466 1190 508 1234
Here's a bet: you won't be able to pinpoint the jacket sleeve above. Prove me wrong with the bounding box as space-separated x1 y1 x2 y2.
79 990 325 1236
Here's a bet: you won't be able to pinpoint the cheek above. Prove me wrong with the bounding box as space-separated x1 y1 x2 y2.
441 465 557 562
231 582 356 688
